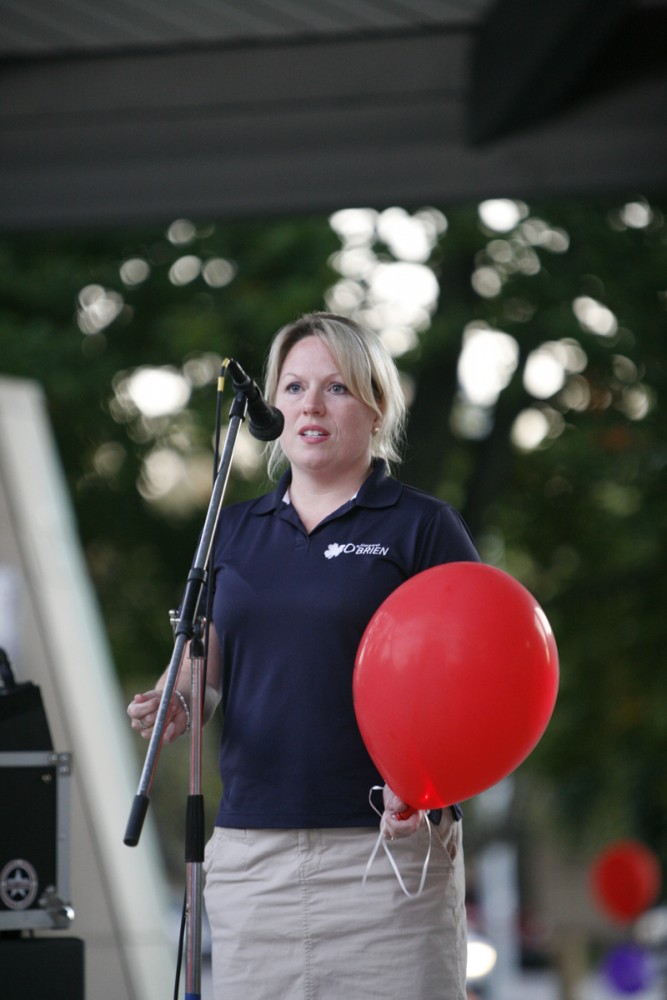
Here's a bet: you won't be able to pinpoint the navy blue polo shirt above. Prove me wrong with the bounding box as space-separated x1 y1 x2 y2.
209 460 479 829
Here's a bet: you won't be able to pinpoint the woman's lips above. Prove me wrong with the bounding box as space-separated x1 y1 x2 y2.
299 426 329 440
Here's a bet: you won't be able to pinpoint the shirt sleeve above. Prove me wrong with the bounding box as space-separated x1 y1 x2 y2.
415 503 480 572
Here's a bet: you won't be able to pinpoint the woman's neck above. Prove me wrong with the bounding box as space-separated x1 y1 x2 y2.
287 466 371 533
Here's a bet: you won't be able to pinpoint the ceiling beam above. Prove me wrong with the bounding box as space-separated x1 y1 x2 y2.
0 25 665 230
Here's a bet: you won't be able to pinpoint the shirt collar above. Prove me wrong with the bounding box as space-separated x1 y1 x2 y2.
251 459 402 516
355 459 402 508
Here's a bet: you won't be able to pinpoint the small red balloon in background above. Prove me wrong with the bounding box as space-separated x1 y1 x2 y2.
590 840 662 923
353 562 559 810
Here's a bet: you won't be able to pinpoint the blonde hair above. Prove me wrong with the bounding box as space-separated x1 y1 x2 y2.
263 312 407 480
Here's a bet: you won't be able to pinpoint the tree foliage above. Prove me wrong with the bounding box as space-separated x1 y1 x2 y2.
1 195 666 865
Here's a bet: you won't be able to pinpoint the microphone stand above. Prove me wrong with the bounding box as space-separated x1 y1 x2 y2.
124 386 248 1000
183 623 205 1000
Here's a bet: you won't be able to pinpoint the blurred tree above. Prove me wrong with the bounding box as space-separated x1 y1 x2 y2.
0 195 665 872
416 198 667 862
0 216 339 683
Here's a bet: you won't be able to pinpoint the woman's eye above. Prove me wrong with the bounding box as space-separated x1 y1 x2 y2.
329 382 347 394
285 382 302 394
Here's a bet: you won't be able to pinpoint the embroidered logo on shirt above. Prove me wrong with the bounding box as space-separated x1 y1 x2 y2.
324 542 389 559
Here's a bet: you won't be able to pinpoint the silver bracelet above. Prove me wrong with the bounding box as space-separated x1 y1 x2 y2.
174 689 191 732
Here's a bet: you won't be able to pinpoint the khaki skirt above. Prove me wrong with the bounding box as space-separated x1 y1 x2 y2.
203 814 467 1000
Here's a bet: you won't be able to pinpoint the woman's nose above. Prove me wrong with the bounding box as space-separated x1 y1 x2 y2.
302 388 324 412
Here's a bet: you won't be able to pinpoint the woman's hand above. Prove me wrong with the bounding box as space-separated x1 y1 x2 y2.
381 784 425 840
127 688 189 743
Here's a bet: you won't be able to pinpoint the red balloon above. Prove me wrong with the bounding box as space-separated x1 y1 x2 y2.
353 562 559 810
590 840 662 923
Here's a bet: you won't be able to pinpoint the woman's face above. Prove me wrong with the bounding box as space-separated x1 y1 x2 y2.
276 336 378 484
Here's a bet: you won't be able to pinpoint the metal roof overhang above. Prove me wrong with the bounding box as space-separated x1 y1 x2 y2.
0 3 665 230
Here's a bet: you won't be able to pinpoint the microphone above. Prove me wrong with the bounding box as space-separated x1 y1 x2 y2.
224 358 284 441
